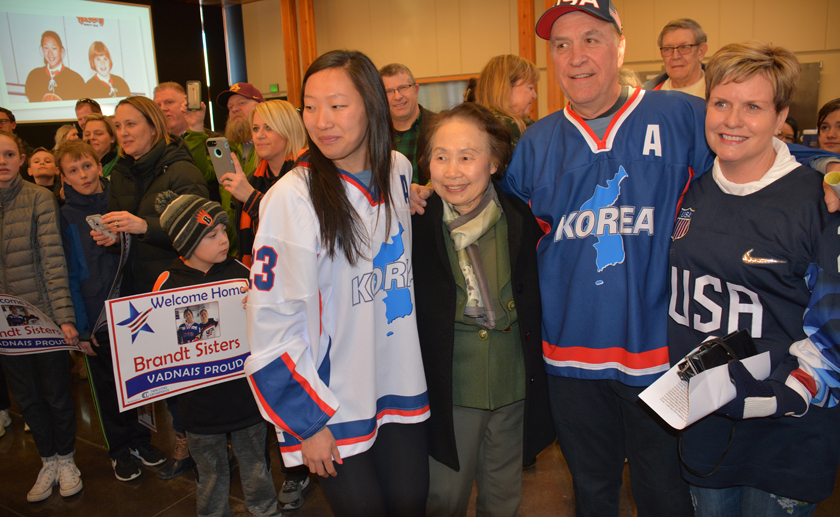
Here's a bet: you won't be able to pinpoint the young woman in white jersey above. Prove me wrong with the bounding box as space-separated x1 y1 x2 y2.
244 50 430 517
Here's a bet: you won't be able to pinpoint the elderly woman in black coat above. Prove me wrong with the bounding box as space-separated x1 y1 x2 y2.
412 102 554 516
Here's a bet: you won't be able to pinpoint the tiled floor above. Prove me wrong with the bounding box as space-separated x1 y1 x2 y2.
1 372 839 516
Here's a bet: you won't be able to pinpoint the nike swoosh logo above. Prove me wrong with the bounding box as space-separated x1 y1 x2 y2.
742 249 786 265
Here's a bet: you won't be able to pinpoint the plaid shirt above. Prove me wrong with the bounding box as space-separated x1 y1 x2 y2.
394 105 433 184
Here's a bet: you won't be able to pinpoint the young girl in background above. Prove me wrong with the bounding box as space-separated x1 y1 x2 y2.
0 130 86 502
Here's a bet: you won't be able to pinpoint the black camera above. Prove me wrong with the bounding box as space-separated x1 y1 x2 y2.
676 330 757 382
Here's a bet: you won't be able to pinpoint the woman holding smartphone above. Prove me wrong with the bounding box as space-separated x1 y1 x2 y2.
93 96 209 479
219 99 307 268
244 50 430 517
98 96 208 295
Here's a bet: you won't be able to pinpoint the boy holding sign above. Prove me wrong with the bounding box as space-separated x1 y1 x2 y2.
57 140 166 482
153 191 279 517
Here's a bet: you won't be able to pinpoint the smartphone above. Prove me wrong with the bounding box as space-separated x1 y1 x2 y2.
206 137 236 182
187 80 201 111
85 214 118 241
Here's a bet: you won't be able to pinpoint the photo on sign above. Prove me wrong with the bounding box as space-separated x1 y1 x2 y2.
174 302 220 344
3 304 41 327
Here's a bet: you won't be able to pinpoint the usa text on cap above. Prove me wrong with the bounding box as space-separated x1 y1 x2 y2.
535 0 622 40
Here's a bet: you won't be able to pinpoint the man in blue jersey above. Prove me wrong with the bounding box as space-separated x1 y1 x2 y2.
498 4 697 515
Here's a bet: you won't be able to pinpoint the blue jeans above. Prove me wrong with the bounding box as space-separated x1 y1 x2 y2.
691 486 815 517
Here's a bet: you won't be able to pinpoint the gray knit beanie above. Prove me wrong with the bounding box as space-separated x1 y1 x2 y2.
154 191 230 259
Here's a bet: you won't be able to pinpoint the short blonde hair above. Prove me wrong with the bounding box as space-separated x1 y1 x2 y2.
84 113 117 142
115 96 171 156
54 124 77 148
705 41 800 113
250 99 307 162
475 54 539 131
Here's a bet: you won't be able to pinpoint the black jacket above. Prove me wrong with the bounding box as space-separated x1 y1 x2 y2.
108 135 209 295
412 183 555 471
155 257 263 435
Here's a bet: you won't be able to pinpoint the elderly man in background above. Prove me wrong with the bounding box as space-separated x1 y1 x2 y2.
379 63 435 183
643 18 708 97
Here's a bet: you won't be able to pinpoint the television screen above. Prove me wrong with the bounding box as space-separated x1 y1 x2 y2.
0 0 157 122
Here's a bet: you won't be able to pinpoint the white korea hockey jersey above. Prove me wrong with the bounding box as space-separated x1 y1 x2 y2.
244 152 429 466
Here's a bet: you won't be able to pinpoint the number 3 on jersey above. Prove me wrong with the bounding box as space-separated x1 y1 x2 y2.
253 246 278 291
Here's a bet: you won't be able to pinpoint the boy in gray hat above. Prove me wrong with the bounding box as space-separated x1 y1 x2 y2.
153 190 280 517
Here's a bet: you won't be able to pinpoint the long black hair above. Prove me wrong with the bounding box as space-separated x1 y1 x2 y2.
301 50 394 266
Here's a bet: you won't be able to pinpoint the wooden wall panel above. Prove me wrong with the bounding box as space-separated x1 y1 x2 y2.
367 0 395 69
242 0 286 95
653 0 720 53
544 0 564 115
329 0 373 54
459 0 512 73
826 0 840 50
534 0 546 69
313 0 332 56
434 0 464 77
718 0 754 50
300 0 318 73
518 0 537 119
615 0 657 63
280 0 302 106
754 0 828 52
389 0 440 78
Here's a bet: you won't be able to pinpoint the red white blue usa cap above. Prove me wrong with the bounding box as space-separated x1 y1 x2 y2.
536 0 623 40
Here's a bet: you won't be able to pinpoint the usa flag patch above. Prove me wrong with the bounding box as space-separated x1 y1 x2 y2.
672 208 694 241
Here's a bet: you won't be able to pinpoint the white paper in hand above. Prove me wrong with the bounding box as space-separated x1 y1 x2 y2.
639 349 771 430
